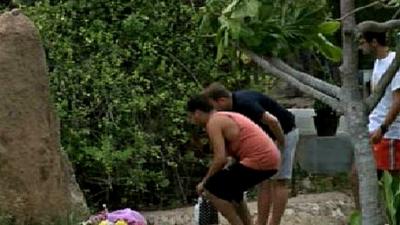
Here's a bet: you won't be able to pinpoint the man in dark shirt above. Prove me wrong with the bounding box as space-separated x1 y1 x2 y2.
202 83 299 225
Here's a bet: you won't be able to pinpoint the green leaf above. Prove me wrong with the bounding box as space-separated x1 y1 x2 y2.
258 4 274 20
230 0 260 19
382 171 397 225
246 0 261 17
222 0 240 14
218 15 229 28
239 26 258 44
348 211 361 225
230 4 248 19
317 21 340 35
216 37 225 61
239 51 251 64
199 14 211 33
159 178 170 188
387 0 400 7
224 29 229 47
218 15 242 39
313 33 342 62
228 19 242 39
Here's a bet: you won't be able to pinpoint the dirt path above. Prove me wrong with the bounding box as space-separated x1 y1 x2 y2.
142 191 354 225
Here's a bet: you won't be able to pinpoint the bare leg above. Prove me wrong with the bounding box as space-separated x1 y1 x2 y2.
204 191 244 225
257 180 272 225
268 180 289 225
233 200 253 225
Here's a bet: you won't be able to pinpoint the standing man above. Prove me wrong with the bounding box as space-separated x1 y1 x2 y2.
202 83 299 225
359 32 400 174
187 94 280 225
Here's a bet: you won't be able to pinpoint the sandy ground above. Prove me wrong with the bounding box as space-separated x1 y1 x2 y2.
142 191 355 225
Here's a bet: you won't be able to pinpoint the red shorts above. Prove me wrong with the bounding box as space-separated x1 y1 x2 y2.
372 138 400 170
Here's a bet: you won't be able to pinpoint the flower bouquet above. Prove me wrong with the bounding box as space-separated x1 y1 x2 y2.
82 205 146 225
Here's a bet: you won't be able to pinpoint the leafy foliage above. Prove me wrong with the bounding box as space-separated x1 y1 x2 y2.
199 0 341 62
380 171 400 225
348 211 361 225
349 171 400 224
2 0 341 212
18 0 261 210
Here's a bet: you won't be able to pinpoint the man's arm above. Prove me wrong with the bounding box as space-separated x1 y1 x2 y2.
202 117 228 182
243 101 286 149
196 116 228 195
371 89 400 143
383 89 400 127
261 112 285 149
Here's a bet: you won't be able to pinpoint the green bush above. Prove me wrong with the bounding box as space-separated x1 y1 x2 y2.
16 0 262 210
350 171 400 225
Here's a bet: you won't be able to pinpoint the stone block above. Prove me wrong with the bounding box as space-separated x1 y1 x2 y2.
295 134 354 174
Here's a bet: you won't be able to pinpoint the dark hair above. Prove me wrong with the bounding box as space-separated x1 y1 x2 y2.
362 32 387 46
202 82 231 100
186 94 214 113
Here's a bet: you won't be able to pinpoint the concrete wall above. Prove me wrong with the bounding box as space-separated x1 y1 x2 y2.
289 109 354 175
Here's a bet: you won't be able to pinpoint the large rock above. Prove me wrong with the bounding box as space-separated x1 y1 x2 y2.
0 9 88 224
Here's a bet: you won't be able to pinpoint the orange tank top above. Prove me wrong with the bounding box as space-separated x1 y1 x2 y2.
215 111 280 170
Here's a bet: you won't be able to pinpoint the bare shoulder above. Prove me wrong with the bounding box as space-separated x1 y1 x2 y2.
210 113 233 123
207 113 231 130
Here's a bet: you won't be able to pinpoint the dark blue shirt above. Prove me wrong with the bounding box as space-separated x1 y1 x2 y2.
232 90 296 140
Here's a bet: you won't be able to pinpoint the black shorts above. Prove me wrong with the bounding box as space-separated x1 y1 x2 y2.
204 163 277 203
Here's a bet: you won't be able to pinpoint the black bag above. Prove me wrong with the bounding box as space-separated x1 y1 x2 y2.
194 197 219 225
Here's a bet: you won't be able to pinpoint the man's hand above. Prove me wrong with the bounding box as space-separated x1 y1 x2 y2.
274 140 284 151
196 181 205 196
262 112 285 149
370 128 383 144
277 140 285 150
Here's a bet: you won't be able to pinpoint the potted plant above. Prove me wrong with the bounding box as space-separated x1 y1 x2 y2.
306 52 341 136
313 99 340 136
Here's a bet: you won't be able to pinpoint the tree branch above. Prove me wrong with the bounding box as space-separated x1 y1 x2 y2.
392 7 400 19
165 51 202 88
338 0 381 21
365 33 400 113
189 0 196 12
357 19 400 33
247 51 343 113
268 57 341 99
381 1 400 9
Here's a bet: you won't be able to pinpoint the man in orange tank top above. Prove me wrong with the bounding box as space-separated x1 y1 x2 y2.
187 95 280 225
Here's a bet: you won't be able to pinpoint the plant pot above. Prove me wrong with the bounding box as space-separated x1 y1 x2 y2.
313 114 340 136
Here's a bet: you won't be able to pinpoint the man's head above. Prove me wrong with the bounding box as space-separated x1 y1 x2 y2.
359 32 387 55
186 94 214 126
202 82 233 111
